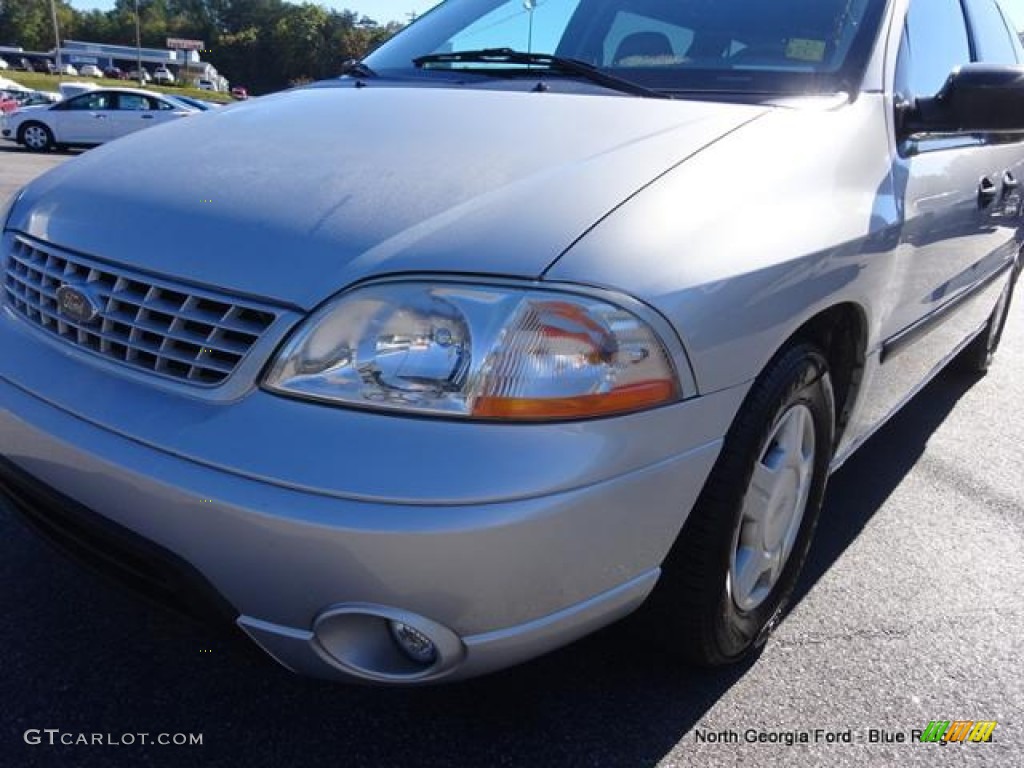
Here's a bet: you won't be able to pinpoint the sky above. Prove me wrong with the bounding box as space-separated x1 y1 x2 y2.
71 1 441 25
337 0 440 23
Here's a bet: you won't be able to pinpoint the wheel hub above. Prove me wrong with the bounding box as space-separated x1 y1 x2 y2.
729 403 816 612
24 126 46 149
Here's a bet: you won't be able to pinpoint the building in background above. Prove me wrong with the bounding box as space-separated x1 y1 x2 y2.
0 40 227 91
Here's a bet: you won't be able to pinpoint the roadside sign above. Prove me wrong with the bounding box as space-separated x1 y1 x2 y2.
166 38 204 50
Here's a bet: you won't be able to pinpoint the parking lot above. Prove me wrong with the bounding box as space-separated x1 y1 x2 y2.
1 147 1022 768
0 145 75 201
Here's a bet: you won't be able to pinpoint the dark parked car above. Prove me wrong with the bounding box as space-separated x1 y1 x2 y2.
14 58 35 72
103 66 126 80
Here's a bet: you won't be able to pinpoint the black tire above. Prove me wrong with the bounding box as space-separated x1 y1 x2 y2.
19 122 54 152
649 343 835 665
957 260 1020 374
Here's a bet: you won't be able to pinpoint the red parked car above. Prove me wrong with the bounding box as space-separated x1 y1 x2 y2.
0 89 56 114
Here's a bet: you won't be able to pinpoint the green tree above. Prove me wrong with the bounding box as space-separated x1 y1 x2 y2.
0 0 52 51
1 0 405 94
272 3 330 81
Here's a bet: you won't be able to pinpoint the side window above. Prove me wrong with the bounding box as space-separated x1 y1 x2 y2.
117 93 149 111
895 0 972 99
64 92 112 110
965 0 1019 63
996 2 1024 60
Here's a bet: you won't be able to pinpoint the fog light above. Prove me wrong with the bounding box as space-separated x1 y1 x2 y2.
388 620 437 665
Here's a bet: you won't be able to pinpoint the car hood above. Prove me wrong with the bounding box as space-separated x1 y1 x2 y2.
11 84 766 309
8 104 48 117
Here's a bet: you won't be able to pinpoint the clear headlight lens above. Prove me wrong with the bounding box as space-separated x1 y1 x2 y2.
264 282 680 420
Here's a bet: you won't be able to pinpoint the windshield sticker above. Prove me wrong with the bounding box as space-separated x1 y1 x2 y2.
786 39 826 63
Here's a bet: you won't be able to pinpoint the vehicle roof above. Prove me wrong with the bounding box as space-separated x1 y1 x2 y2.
68 86 173 98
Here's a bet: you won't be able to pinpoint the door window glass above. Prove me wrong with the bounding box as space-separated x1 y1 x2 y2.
117 93 151 111
895 0 971 99
64 92 112 110
965 0 1019 63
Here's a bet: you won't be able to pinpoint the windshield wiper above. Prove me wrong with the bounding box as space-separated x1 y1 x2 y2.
341 59 378 78
412 48 669 99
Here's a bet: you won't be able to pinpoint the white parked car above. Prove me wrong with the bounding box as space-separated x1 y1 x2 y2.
0 57 10 71
79 64 103 78
0 77 30 93
153 66 175 84
58 63 78 76
1 87 197 151
127 68 152 83
195 78 215 91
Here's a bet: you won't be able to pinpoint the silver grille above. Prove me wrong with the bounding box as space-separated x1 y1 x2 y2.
3 236 277 386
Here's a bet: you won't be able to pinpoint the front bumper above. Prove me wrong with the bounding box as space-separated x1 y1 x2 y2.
0 294 746 683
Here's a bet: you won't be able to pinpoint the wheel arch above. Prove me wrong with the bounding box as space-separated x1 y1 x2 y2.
18 120 53 147
780 302 869 450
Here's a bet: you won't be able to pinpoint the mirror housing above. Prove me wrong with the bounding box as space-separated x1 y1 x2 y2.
902 63 1024 136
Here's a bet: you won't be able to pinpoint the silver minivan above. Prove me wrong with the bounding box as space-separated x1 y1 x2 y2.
1 0 1021 684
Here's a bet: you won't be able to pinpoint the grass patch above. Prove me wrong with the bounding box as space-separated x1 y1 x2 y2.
1 71 234 103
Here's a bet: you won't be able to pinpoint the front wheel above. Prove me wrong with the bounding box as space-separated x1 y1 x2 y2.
957 261 1020 374
20 122 54 152
649 343 835 665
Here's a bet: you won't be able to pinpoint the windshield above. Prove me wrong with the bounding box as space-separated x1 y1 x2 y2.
365 0 888 95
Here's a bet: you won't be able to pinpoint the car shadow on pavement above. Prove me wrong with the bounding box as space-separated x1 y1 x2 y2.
0 145 81 156
790 365 981 608
0 368 982 768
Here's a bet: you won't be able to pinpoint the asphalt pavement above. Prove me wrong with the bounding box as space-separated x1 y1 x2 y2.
1 147 1022 768
0 145 75 202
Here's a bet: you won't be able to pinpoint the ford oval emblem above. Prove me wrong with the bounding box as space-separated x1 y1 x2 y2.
56 284 101 324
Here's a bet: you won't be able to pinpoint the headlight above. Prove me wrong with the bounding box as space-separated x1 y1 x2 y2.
264 282 681 420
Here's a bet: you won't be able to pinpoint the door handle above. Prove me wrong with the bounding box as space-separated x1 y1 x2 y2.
978 177 998 208
92 113 106 119
141 114 154 120
1002 171 1022 217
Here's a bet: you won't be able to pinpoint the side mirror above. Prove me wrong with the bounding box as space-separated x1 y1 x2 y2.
902 63 1024 136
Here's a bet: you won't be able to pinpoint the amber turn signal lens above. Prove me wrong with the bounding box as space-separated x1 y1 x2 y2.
472 380 677 420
